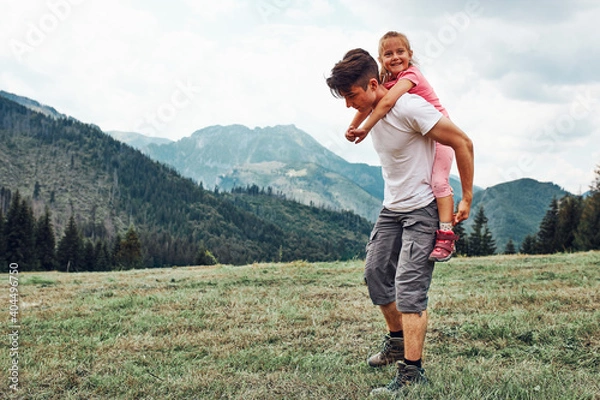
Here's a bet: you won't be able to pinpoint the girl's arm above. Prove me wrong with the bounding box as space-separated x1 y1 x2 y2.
357 78 415 134
345 110 371 142
349 110 371 129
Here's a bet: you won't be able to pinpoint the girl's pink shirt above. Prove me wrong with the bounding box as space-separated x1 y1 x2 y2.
384 65 450 118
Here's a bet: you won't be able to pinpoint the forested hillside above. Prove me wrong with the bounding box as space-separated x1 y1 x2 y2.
465 178 569 251
3 90 592 262
0 96 371 270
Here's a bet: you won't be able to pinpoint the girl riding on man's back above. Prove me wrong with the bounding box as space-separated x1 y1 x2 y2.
346 31 458 262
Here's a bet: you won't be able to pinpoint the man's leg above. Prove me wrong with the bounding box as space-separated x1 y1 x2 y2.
364 208 405 367
370 310 430 396
402 310 427 362
371 203 437 395
377 305 427 365
395 202 437 365
366 301 405 367
380 301 402 332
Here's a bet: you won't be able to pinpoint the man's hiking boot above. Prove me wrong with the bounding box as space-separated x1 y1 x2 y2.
367 334 404 367
370 361 428 396
428 229 459 262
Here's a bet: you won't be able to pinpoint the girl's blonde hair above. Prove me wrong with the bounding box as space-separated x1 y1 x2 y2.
377 31 415 83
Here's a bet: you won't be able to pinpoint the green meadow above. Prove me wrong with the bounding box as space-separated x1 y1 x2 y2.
2 252 599 399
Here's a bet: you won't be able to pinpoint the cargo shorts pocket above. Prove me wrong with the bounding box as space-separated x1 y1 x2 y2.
365 228 378 253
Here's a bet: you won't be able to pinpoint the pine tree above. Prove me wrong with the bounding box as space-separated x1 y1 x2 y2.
4 191 35 270
35 207 57 271
556 194 583 252
115 225 142 270
480 224 497 256
19 197 36 270
520 234 538 254
57 215 83 272
504 239 517 255
536 197 559 254
468 206 496 256
453 221 468 256
468 207 483 256
81 240 96 271
574 165 600 250
575 193 600 250
591 164 600 193
94 240 111 271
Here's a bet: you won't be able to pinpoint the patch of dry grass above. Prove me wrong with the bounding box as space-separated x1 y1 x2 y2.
2 253 599 399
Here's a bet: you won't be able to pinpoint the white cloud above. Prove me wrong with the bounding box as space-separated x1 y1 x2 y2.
0 0 598 193
182 0 241 20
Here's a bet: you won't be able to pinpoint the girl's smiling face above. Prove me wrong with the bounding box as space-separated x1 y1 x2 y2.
379 37 413 77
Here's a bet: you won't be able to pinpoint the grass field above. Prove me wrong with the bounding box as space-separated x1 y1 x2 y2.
2 251 599 399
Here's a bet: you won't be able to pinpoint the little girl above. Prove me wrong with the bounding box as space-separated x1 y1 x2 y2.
347 31 458 262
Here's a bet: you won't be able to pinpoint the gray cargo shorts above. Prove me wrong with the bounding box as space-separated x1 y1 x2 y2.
364 202 438 312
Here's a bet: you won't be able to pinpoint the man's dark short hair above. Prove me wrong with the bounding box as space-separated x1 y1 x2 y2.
326 48 380 98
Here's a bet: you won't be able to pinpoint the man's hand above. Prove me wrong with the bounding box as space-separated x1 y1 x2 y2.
453 198 471 225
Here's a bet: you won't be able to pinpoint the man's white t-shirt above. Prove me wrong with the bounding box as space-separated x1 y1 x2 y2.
371 93 443 212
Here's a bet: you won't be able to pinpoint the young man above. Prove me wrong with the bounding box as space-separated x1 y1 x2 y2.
326 49 474 395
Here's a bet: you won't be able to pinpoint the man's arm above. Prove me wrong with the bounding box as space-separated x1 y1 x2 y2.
425 117 474 224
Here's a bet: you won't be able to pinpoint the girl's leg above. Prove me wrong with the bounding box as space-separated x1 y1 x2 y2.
429 143 458 262
436 195 454 230
431 142 454 225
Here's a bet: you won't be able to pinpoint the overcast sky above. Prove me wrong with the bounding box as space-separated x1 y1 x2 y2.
1 0 599 193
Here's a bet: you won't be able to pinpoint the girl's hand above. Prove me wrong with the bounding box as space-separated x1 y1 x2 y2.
350 128 369 144
345 126 356 142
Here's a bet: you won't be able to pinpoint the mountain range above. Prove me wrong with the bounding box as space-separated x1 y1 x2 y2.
108 125 483 222
0 91 372 266
110 124 389 221
108 125 569 252
1 90 574 254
